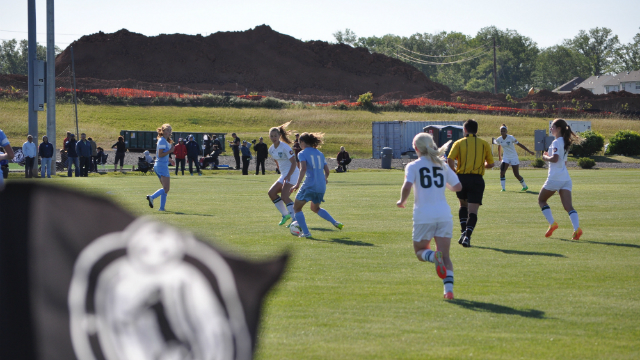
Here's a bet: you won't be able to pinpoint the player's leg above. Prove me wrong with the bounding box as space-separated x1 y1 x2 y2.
457 198 468 245
461 202 480 247
158 176 170 211
500 162 509 191
559 188 581 239
512 164 527 190
538 187 558 237
434 235 454 299
281 182 296 223
310 201 342 229
293 199 310 237
268 181 289 222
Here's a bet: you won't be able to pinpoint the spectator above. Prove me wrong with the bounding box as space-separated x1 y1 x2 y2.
76 133 92 177
203 135 213 157
253 137 268 175
174 138 187 175
241 140 252 175
22 135 37 178
88 137 98 172
39 135 54 178
0 129 14 190
336 146 351 172
292 133 302 168
111 136 127 172
186 135 202 176
62 131 71 150
96 147 105 171
211 135 222 169
143 150 154 164
65 134 79 177
229 133 241 169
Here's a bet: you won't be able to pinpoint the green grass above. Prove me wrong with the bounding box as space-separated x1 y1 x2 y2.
6 168 639 359
2 99 640 158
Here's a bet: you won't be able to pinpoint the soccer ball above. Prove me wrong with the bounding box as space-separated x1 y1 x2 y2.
289 221 302 236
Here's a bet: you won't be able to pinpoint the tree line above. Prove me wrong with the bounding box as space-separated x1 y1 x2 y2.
333 26 640 97
0 39 62 76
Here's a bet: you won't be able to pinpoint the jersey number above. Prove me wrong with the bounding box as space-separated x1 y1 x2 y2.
308 155 322 169
419 167 444 188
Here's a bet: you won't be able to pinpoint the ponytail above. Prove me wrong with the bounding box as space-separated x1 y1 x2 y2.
157 123 173 143
299 132 325 148
413 132 450 167
552 119 582 151
269 121 294 144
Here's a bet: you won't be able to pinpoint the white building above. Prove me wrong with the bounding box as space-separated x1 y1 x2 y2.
576 70 640 95
575 74 614 94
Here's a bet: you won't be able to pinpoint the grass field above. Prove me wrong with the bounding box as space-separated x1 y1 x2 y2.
6 168 639 359
2 99 640 158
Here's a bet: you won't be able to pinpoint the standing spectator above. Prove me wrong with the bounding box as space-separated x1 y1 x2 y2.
88 137 98 172
241 140 252 175
65 134 80 177
447 119 494 248
186 135 202 176
253 137 268 175
336 146 351 172
229 133 241 169
62 131 71 150
173 138 187 175
39 135 54 178
292 133 302 168
22 135 37 178
111 136 127 172
0 129 14 190
76 133 92 177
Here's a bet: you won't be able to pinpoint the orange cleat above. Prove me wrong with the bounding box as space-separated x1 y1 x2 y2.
434 251 446 279
545 222 558 238
572 228 583 240
444 292 454 300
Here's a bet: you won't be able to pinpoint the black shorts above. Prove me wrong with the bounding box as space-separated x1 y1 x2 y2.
114 152 125 166
456 174 485 205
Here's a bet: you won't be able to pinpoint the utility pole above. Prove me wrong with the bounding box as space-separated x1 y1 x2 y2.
493 38 498 95
47 0 56 174
28 0 38 175
71 46 79 137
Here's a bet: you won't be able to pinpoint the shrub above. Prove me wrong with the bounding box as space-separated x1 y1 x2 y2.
607 130 640 156
357 92 373 108
260 97 287 109
577 157 596 169
531 158 545 168
571 130 604 157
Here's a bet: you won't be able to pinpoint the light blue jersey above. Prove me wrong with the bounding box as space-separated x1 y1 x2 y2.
298 147 327 194
155 137 170 165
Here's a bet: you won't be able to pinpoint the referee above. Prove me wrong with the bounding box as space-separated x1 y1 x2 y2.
447 119 494 248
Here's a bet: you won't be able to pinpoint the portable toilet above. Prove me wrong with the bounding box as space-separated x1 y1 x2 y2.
439 125 464 155
423 125 445 146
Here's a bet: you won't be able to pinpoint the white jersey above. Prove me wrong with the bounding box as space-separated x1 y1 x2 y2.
269 142 295 175
495 135 519 159
405 157 460 224
547 137 570 181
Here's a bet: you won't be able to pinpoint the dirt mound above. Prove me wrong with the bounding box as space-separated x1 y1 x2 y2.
450 90 508 105
559 87 597 101
54 26 450 97
524 89 559 101
375 91 412 101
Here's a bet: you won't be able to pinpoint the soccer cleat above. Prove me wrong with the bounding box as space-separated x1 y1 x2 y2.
460 236 471 248
434 251 446 279
334 222 344 230
198 172 202 176
444 292 454 300
521 186 529 191
299 233 312 238
545 222 558 238
278 214 291 226
146 195 154 208
458 232 466 245
572 228 583 240
500 189 506 192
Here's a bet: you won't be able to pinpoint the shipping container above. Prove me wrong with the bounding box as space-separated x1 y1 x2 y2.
372 121 464 159
120 130 227 153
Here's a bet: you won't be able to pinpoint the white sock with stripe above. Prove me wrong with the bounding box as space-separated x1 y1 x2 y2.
541 205 554 225
568 210 579 231
500 178 506 190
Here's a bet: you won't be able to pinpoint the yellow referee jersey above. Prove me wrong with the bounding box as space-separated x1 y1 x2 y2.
448 134 494 176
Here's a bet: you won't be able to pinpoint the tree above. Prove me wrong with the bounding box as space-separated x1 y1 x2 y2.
332 28 358 46
612 30 640 72
564 27 620 75
532 45 591 90
0 39 61 75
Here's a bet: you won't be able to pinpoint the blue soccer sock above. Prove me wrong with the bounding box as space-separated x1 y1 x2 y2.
151 188 165 200
317 208 336 225
160 193 167 210
295 211 310 235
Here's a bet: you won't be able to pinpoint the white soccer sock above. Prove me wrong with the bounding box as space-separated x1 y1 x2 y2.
286 202 295 221
500 178 506 190
520 178 527 188
272 197 288 216
443 270 454 293
421 249 435 263
568 210 579 231
541 205 554 225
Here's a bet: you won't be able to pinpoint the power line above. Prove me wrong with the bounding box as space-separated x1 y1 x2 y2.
396 44 490 58
0 29 82 36
396 49 491 65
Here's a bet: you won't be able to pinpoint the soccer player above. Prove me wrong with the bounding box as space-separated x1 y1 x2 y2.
447 119 495 248
494 124 534 191
146 124 174 211
538 119 583 240
0 128 14 191
291 132 343 238
267 122 300 226
397 133 461 300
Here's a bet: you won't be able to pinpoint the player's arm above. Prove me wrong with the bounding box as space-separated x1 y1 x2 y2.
397 181 413 208
324 163 330 184
158 143 175 158
0 145 14 162
543 152 559 163
517 142 535 155
484 142 495 168
445 165 462 192
291 161 306 191
497 145 502 161
447 142 459 172
284 156 297 181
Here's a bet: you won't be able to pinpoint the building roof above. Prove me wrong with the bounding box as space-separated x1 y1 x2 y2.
603 70 640 86
552 77 585 93
576 74 614 90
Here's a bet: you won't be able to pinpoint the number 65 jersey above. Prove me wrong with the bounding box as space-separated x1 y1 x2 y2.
405 157 460 223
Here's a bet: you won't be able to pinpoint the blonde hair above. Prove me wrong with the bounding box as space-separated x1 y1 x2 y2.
413 132 450 166
269 121 294 144
157 123 173 143
299 132 325 148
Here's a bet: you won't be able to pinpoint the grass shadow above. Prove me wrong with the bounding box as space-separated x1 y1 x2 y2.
169 211 215 217
474 245 565 258
449 299 547 319
309 227 335 232
559 238 640 249
309 237 375 247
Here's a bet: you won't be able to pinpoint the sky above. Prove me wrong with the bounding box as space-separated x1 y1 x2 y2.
1 0 639 50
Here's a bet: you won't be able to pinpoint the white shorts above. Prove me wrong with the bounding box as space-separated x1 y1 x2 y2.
412 220 453 242
501 157 520 166
277 167 300 185
543 179 572 192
